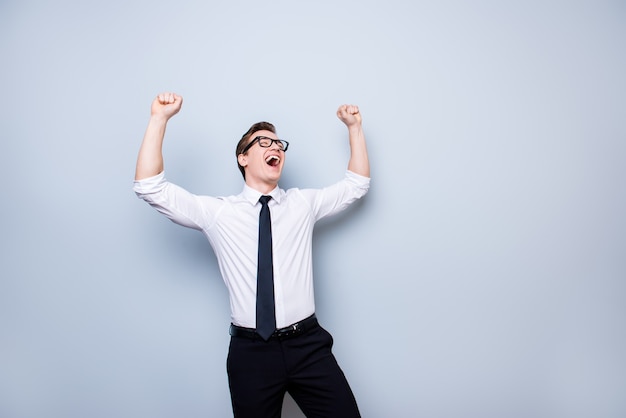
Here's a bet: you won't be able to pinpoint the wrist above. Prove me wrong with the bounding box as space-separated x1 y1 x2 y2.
347 124 363 134
149 114 170 125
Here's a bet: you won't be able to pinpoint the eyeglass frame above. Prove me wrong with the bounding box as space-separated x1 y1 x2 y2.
241 136 289 154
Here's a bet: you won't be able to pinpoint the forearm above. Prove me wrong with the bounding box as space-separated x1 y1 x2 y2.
347 124 370 178
135 115 168 180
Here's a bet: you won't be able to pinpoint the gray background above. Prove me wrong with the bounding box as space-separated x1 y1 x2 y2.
1 1 625 417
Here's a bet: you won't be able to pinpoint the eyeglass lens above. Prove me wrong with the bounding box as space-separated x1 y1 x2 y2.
257 137 288 151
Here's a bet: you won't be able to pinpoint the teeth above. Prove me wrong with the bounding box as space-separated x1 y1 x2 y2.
266 155 280 163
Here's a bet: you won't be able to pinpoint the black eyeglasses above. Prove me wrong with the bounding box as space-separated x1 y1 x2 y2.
242 136 289 153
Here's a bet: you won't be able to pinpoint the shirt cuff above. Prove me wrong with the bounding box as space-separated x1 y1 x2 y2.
133 171 167 195
346 169 371 186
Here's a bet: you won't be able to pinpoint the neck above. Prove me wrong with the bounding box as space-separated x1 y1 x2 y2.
245 178 278 195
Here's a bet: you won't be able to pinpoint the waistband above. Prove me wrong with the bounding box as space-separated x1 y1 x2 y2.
229 314 318 340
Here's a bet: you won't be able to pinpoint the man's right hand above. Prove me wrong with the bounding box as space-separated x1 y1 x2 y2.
135 92 183 180
151 92 183 121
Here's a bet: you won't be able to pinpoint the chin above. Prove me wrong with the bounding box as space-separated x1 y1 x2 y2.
268 168 283 179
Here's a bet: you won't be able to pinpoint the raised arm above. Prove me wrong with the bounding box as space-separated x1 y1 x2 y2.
337 104 370 178
134 93 183 180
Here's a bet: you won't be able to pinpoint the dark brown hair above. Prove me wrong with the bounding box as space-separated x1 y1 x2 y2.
236 121 276 179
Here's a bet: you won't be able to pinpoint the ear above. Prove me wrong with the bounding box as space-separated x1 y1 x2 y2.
237 153 248 168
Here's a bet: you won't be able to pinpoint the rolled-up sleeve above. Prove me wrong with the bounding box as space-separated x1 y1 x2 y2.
303 170 370 221
133 172 214 231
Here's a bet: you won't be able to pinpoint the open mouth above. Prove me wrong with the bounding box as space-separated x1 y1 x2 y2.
265 155 280 167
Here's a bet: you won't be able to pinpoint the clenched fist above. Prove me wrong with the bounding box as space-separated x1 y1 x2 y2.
336 104 362 128
151 92 183 121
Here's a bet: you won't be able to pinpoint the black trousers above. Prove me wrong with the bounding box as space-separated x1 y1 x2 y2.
227 322 361 418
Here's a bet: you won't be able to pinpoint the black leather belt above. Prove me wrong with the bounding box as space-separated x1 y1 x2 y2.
229 314 318 340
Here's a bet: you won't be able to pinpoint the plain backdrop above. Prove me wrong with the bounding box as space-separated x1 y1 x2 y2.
1 1 625 417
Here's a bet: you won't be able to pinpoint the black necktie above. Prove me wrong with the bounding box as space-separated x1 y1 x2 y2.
256 195 276 340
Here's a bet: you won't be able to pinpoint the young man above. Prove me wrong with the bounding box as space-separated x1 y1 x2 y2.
133 92 370 418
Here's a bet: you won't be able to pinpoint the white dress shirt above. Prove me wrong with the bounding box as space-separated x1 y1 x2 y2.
134 170 370 329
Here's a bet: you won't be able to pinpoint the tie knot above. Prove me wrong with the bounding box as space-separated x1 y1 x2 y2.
259 195 272 206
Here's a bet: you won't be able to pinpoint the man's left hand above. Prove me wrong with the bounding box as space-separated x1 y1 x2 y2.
337 104 362 127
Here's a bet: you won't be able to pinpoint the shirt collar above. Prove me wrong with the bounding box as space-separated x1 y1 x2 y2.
241 183 282 206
